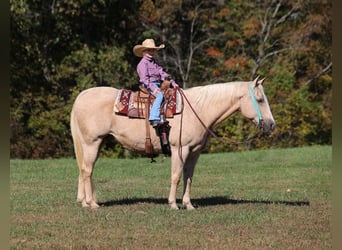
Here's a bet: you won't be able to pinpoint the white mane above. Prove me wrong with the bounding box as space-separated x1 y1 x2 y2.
185 81 245 109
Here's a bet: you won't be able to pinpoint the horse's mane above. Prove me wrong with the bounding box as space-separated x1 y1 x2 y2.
185 81 244 108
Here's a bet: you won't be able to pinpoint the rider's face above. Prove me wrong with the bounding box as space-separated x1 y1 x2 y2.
144 49 157 57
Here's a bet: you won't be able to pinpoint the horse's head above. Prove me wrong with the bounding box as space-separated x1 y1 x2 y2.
240 77 276 134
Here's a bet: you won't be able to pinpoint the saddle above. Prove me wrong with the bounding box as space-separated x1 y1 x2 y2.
114 82 182 158
114 84 182 118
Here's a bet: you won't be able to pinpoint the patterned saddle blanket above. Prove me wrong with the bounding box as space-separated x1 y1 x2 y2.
114 88 183 118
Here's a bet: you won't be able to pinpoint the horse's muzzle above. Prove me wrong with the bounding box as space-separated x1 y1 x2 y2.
258 119 276 134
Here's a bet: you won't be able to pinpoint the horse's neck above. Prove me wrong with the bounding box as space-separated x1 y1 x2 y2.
185 82 244 126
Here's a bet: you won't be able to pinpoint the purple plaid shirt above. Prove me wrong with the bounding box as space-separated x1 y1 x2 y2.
136 55 176 92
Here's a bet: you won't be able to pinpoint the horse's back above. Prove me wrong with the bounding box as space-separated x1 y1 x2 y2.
73 86 118 107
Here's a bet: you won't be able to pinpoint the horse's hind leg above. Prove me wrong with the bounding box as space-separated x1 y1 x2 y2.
78 140 102 208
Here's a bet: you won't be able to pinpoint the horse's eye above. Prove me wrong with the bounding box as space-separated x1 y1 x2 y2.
254 88 264 103
257 98 264 103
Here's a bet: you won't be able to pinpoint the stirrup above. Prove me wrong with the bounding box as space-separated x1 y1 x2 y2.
150 120 164 127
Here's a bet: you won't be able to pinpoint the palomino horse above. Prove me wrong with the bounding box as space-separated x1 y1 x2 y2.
70 77 275 210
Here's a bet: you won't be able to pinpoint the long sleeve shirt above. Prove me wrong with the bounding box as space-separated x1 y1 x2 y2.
136 55 176 92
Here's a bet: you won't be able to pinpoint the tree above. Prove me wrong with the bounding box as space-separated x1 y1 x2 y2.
10 0 332 158
10 0 140 158
138 0 226 88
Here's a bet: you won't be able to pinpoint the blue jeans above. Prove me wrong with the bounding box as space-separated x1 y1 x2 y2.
147 82 164 121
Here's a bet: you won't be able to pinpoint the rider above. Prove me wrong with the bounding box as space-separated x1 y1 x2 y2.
133 38 179 127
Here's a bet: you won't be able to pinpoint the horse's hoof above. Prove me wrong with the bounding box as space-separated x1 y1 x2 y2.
81 200 90 208
81 199 99 209
89 201 100 209
186 205 195 210
183 203 195 210
170 203 179 210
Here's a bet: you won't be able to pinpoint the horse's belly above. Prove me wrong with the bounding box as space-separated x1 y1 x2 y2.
113 130 162 153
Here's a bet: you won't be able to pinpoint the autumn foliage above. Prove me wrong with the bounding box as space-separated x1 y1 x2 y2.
10 0 331 158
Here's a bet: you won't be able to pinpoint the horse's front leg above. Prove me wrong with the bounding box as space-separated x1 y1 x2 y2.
182 152 200 210
168 146 189 210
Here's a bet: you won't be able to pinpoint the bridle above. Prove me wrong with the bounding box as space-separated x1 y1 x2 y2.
248 82 263 126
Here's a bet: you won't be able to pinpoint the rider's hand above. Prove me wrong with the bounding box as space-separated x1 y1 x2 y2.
171 80 179 88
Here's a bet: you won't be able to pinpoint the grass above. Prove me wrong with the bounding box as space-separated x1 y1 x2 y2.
10 146 332 249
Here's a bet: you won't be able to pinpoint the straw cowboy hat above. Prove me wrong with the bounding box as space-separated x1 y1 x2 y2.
133 39 165 57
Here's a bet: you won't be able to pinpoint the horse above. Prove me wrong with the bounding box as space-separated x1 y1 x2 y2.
70 77 276 210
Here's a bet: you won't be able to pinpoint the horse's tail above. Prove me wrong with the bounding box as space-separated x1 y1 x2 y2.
70 107 83 170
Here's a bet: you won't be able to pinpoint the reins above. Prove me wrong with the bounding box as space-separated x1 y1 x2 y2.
177 88 218 139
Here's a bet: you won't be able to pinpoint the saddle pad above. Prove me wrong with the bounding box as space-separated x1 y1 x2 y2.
114 88 182 118
114 89 133 114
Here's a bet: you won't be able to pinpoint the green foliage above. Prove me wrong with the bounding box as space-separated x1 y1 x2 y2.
55 44 133 89
10 0 332 158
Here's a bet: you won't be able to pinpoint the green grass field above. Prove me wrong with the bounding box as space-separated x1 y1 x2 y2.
10 146 332 249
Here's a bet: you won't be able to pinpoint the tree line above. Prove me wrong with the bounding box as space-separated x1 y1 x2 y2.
10 0 332 158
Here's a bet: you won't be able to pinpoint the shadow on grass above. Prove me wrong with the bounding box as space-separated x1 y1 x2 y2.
99 196 310 208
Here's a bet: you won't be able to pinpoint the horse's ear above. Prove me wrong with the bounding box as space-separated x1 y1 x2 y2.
252 76 260 87
257 77 265 86
253 76 265 86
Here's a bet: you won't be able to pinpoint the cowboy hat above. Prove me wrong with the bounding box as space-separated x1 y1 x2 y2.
133 39 165 57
